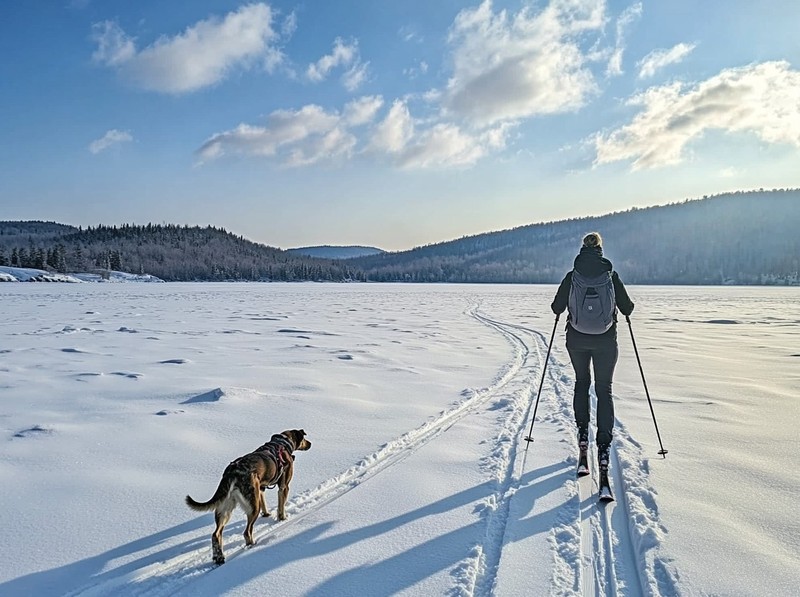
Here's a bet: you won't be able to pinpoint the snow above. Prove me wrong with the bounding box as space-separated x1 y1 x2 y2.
0 266 163 283
0 283 797 596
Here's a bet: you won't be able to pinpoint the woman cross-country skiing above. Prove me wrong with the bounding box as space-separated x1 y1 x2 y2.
550 232 634 500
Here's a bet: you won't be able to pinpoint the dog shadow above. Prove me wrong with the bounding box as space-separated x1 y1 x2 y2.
0 516 209 597
191 460 572 596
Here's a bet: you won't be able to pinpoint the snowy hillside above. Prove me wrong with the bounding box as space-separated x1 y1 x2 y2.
0 284 797 596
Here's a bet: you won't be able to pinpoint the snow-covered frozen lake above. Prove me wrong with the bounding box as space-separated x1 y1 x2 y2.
1 283 798 596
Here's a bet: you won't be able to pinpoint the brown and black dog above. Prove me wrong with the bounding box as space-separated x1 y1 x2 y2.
186 429 311 564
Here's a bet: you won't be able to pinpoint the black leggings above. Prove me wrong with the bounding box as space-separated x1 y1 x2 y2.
566 325 618 446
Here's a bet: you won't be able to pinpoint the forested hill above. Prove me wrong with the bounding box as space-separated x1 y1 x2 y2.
350 189 800 285
0 223 364 282
1 189 798 284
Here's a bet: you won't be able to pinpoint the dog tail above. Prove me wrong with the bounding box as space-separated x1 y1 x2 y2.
185 476 232 511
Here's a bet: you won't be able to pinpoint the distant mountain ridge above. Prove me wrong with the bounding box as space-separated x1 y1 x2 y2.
287 245 385 259
349 189 800 285
1 189 798 284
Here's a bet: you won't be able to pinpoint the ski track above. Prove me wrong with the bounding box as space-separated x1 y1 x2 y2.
64 301 676 597
461 308 548 596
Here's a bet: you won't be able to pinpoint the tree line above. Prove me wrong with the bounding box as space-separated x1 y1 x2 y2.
1 189 798 284
0 223 365 282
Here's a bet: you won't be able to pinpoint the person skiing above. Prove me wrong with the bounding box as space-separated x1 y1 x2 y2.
550 232 634 500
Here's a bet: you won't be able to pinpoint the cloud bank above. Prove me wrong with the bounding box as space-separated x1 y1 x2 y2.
442 0 606 126
594 61 800 169
92 4 285 94
197 0 608 169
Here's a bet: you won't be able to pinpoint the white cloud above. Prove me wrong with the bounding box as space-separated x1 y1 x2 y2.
342 61 369 92
196 104 353 166
368 100 415 154
284 127 357 167
443 0 606 127
88 129 133 154
606 2 642 77
306 38 368 90
91 21 135 67
637 42 696 79
395 122 512 169
366 99 512 169
198 93 514 170
92 4 284 94
343 96 384 126
594 61 800 169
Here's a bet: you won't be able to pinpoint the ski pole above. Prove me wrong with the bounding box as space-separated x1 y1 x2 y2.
524 314 559 447
626 315 668 457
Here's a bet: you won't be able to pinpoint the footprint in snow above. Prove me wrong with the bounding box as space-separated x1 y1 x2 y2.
110 371 143 379
159 358 190 365
181 388 225 404
13 425 53 439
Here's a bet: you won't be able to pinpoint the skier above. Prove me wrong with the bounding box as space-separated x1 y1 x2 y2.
550 232 634 500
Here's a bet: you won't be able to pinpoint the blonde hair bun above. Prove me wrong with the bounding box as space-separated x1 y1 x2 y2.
582 232 603 248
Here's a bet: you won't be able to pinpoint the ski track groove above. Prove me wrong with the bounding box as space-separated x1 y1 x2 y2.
531 322 655 597
466 308 549 596
576 396 652 597
66 302 530 597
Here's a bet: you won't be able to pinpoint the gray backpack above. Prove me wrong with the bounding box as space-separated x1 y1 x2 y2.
568 270 616 334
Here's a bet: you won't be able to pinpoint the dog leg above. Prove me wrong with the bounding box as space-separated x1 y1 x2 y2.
212 506 233 565
260 488 270 518
244 508 259 546
243 479 261 546
277 483 289 521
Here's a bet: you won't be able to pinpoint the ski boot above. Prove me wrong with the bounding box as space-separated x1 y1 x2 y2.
597 444 614 502
577 426 590 477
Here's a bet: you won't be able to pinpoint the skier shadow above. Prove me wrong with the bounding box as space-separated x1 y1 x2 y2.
0 516 210 597
203 460 572 597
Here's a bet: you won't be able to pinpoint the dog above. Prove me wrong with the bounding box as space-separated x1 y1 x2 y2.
185 429 311 564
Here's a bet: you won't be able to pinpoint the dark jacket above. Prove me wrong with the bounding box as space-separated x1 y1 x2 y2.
551 247 634 326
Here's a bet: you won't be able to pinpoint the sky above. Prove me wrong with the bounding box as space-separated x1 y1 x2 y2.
1 0 799 251
1 283 798 595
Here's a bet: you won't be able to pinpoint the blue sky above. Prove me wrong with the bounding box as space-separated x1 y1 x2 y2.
1 1 798 251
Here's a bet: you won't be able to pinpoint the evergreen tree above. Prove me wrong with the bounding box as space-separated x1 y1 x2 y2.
56 244 67 273
110 250 121 271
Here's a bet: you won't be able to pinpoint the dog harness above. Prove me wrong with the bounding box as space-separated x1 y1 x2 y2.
259 434 294 489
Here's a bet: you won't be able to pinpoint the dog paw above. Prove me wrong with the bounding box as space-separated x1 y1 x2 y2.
214 556 225 565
